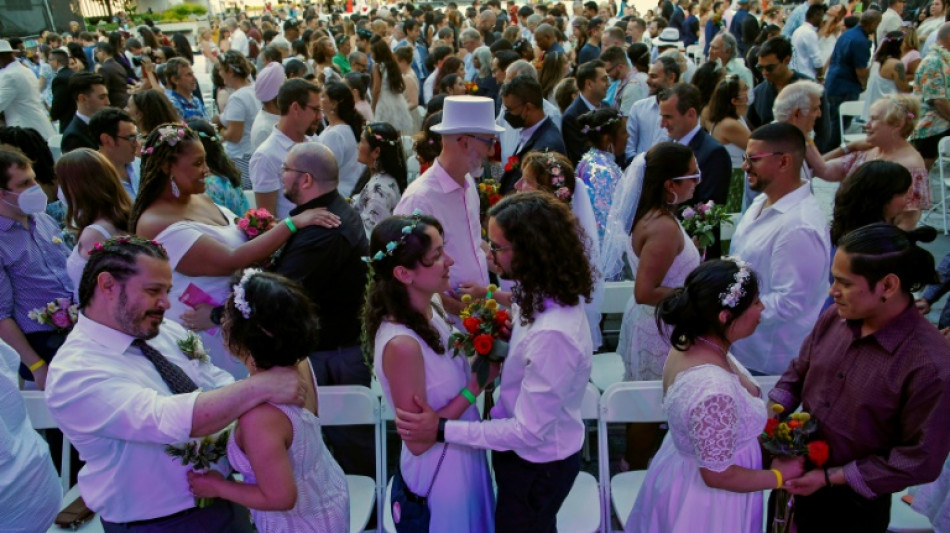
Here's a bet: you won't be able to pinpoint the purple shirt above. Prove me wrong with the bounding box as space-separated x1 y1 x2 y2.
770 303 950 498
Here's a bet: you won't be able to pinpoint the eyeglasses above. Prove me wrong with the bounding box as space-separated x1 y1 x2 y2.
488 241 512 255
672 171 702 183
465 134 495 147
742 152 785 164
281 165 310 176
114 133 142 143
756 63 780 73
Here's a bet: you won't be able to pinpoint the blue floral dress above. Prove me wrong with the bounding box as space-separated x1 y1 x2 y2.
204 175 249 216
576 148 624 242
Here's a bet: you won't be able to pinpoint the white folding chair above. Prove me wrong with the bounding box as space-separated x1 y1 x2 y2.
317 385 382 533
402 135 421 183
591 281 634 392
925 137 950 235
243 190 256 209
838 101 866 144
889 489 935 533
685 44 704 65
48 134 63 162
555 383 602 533
720 212 742 242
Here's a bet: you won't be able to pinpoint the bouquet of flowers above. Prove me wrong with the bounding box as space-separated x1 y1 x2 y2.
465 80 479 94
28 298 79 333
236 208 276 239
761 404 830 533
679 200 733 250
165 428 232 508
449 287 510 387
477 177 503 211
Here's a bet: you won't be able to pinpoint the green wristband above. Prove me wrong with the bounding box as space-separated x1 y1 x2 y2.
284 217 297 234
460 387 477 405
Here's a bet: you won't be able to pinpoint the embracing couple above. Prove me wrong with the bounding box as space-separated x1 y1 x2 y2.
366 191 595 533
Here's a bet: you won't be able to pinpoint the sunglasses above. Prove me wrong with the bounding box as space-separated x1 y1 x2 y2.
672 171 702 184
756 63 780 73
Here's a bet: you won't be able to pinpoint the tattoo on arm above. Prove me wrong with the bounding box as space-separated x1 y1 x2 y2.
895 61 906 81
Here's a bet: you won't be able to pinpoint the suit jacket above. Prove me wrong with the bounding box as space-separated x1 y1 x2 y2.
500 117 566 194
561 96 597 167
687 128 732 259
50 67 74 133
61 115 97 154
98 59 129 110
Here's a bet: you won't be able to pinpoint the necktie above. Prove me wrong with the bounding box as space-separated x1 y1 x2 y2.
132 339 199 394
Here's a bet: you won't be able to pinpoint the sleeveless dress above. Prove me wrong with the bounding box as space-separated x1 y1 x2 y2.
65 223 112 300
618 223 700 381
838 149 931 209
710 118 749 213
227 364 349 532
861 62 898 121
154 205 250 379
625 356 767 532
374 67 414 135
374 310 495 533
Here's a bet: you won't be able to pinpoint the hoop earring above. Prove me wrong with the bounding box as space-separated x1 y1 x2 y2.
667 191 678 206
170 177 180 198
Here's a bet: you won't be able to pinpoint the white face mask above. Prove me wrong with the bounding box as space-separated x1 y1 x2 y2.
3 184 47 215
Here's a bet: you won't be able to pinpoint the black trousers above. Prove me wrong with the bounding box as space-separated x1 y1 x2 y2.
767 484 891 533
492 450 580 533
101 499 253 533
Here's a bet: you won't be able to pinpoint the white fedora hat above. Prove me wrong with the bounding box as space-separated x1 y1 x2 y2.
656 28 684 50
431 96 505 135
0 40 13 53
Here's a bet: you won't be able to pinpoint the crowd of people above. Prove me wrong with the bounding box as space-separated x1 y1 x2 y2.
2 0 950 531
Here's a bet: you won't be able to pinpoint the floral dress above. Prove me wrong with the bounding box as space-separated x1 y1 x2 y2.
838 150 931 210
576 147 624 242
204 175 249 216
911 45 950 142
351 172 401 237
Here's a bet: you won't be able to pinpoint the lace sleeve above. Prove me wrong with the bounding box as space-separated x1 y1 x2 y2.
688 392 740 473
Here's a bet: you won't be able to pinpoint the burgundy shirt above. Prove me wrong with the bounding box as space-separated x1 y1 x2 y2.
770 302 950 499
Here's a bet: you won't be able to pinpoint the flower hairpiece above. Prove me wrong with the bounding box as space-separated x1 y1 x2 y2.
719 256 751 308
232 268 262 319
888 96 915 120
362 209 425 264
197 130 222 143
581 114 623 135
89 235 167 256
141 125 188 155
366 125 399 146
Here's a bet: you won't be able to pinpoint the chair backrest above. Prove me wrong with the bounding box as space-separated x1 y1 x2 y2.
685 44 703 64
720 212 742 242
601 281 634 315
940 136 950 158
317 385 380 426
22 390 57 429
580 382 601 420
599 380 665 424
243 190 256 209
839 101 863 117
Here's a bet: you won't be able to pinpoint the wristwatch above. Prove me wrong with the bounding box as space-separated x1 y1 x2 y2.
210 305 224 326
437 418 447 442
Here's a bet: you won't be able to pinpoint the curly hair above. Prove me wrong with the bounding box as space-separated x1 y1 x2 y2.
413 111 443 165
520 151 575 203
223 271 320 369
489 191 593 324
55 148 131 234
352 122 408 197
633 142 694 229
830 160 912 244
218 50 253 80
130 123 202 232
362 215 447 361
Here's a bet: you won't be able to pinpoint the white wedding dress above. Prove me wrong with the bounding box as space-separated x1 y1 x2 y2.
618 223 700 381
626 356 767 532
374 67 413 135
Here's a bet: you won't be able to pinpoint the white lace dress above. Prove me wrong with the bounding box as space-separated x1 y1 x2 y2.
226 365 349 532
374 67 414 135
351 172 401 237
626 357 767 532
618 223 700 381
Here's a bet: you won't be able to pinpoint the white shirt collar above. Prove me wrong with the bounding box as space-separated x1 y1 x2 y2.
676 123 701 146
520 117 546 143
579 93 599 111
73 312 138 356
76 112 91 124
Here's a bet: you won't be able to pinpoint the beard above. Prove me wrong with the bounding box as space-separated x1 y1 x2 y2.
115 286 163 340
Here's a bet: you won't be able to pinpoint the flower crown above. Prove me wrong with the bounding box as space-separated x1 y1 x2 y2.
232 268 262 319
720 256 751 308
581 114 623 135
197 130 222 143
90 235 167 256
362 209 425 264
141 124 188 155
366 124 399 146
544 157 573 202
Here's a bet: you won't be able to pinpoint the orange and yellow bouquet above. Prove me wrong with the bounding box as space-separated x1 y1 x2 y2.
449 286 510 387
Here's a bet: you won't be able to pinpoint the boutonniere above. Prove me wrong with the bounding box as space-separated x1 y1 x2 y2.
178 331 209 363
504 155 520 172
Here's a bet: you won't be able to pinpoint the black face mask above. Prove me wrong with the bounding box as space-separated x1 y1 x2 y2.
504 108 526 128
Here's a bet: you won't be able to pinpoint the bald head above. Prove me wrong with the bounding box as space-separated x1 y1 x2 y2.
938 21 950 48
860 10 882 31
283 143 339 204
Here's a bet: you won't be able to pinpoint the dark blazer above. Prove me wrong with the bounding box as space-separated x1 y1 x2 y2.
687 127 732 259
561 96 597 167
49 67 75 134
61 115 97 154
500 117 567 194
98 59 129 110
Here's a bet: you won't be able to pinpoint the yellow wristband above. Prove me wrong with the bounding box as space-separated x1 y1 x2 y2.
460 387 477 405
29 359 46 372
771 468 783 489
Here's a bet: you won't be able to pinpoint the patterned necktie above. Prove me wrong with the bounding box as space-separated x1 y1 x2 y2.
132 339 199 394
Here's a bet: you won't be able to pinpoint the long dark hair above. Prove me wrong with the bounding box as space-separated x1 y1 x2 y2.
657 259 760 349
371 37 405 93
874 31 904 65
362 215 446 359
489 192 594 324
172 33 194 64
577 108 625 150
692 61 725 111
830 160 912 244
352 122 408 197
56 148 131 234
131 90 180 135
434 56 463 95
187 118 241 188
632 142 693 229
130 123 202 232
708 74 743 124
325 80 366 142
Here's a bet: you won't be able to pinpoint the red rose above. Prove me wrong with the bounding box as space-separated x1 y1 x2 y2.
807 440 830 467
494 309 509 326
472 334 494 355
503 162 514 172
764 418 779 437
788 419 801 429
488 194 502 205
462 317 482 334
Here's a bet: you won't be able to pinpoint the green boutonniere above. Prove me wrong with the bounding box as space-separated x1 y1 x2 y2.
177 331 209 363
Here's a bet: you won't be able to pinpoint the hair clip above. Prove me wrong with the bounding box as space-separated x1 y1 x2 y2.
362 209 425 264
719 256 750 308
232 268 262 319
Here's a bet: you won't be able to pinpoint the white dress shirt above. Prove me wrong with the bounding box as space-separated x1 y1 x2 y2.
877 8 903 43
625 96 668 161
423 67 438 104
725 57 755 94
0 61 55 139
46 315 234 523
250 126 315 219
445 299 593 462
230 28 250 56
790 22 824 79
728 182 830 375
497 100 562 162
